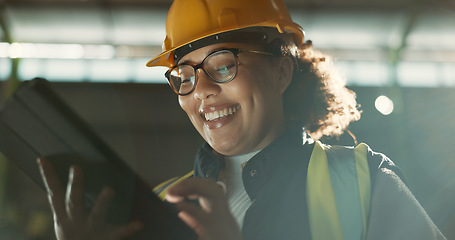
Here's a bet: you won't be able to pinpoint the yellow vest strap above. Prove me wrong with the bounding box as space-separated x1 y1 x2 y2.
307 141 344 240
307 141 371 240
355 143 370 239
153 170 194 201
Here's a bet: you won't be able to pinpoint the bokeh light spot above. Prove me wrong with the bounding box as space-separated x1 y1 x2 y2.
375 95 394 115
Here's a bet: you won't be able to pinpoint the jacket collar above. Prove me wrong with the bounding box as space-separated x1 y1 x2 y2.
193 124 313 180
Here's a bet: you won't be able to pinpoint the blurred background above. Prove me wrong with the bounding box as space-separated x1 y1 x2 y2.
0 0 454 239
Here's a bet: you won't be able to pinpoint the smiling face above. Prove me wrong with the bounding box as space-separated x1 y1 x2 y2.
177 43 293 156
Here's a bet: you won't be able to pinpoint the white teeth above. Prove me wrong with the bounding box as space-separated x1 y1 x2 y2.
204 106 239 121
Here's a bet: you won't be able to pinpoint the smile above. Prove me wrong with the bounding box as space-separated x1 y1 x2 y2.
204 105 240 121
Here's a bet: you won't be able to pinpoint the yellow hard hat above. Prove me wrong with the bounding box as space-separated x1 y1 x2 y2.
146 0 304 68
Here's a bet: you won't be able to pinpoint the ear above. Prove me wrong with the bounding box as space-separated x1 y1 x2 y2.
275 56 294 94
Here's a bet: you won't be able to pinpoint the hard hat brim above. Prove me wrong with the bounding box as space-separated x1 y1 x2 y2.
146 21 304 68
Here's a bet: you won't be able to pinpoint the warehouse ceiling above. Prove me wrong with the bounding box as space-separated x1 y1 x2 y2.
0 0 454 85
2 0 452 8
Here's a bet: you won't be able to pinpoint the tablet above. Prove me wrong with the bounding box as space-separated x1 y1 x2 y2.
0 78 196 240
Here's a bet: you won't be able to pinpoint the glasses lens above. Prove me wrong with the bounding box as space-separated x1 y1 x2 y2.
169 65 196 95
204 50 237 83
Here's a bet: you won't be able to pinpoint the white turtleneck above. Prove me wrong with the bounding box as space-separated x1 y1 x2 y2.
222 150 261 230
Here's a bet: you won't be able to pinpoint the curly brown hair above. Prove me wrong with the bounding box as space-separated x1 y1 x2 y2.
280 41 361 140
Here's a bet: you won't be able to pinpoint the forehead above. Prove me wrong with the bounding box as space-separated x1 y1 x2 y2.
177 42 263 65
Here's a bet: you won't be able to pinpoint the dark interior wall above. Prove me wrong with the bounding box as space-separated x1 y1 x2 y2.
48 82 201 186
0 81 454 239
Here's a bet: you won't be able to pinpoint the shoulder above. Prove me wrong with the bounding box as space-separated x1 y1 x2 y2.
315 141 405 183
361 143 407 183
366 168 447 240
315 142 446 239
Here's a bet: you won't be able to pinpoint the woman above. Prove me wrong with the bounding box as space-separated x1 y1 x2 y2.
38 0 446 239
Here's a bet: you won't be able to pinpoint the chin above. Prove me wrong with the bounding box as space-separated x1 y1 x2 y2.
208 140 241 156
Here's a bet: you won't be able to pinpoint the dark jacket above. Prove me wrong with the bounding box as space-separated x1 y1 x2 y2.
192 127 446 240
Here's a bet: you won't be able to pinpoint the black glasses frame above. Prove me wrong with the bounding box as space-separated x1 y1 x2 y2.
165 48 275 96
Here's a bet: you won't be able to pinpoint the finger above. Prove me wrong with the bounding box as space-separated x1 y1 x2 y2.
175 201 209 225
167 178 225 202
165 193 185 203
109 221 144 240
65 165 86 222
179 201 241 240
88 186 114 227
198 197 212 212
166 178 226 210
178 211 207 239
37 158 67 222
175 201 209 238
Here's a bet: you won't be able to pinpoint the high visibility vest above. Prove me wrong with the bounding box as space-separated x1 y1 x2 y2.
153 141 371 240
307 141 370 240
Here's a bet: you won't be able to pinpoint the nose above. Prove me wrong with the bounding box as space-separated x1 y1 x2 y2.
193 69 221 100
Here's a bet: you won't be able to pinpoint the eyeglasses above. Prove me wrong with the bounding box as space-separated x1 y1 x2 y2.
165 48 275 96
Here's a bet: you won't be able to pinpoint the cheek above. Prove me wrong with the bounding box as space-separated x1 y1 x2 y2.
178 96 186 110
178 96 203 130
178 97 194 118
239 65 279 99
